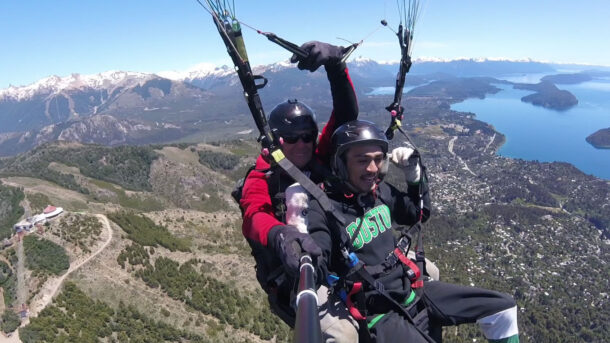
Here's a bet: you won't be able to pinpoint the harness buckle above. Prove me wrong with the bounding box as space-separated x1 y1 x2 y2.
415 250 425 263
374 280 385 293
396 235 411 253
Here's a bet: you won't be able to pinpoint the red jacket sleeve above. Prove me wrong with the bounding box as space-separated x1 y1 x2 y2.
316 65 358 164
240 155 282 246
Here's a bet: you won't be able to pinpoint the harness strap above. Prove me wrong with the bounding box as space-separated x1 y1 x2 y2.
393 247 423 289
353 266 435 343
346 282 366 321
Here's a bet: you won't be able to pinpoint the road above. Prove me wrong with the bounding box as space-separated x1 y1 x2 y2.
483 133 496 154
448 136 477 177
15 239 26 314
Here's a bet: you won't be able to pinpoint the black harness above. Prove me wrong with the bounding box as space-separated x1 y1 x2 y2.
326 189 435 342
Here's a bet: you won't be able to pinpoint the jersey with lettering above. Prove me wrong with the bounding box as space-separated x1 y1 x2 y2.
307 181 430 302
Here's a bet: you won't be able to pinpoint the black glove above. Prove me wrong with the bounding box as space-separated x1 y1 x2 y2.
268 225 322 277
290 41 347 72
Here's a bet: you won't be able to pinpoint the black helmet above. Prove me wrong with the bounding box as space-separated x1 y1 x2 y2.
268 99 318 136
331 120 389 182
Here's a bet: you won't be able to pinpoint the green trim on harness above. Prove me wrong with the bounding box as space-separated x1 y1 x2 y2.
404 290 416 306
367 291 418 330
367 314 386 329
489 334 520 343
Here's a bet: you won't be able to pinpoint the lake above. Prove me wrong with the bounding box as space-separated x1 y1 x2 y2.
371 75 610 180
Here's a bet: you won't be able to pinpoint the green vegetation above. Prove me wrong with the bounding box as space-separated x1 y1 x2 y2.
198 150 240 171
19 282 208 342
515 81 578 111
541 73 593 85
108 212 190 252
26 192 51 214
0 260 16 308
196 219 251 257
409 77 502 100
226 139 261 157
425 207 609 343
53 214 103 253
23 236 69 276
586 127 610 149
130 256 290 342
89 179 165 211
1 309 20 333
0 182 24 240
0 143 158 193
116 238 289 341
117 243 151 269
228 163 256 183
198 191 232 213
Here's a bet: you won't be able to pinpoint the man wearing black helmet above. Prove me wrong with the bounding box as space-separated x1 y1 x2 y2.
307 120 520 343
239 41 360 340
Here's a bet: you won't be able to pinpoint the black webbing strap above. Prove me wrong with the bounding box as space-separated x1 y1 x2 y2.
354 266 435 342
414 222 426 282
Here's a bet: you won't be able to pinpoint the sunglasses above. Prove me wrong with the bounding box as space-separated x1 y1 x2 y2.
282 133 317 144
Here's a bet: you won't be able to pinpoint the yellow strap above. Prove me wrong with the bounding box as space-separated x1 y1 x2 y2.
271 149 285 162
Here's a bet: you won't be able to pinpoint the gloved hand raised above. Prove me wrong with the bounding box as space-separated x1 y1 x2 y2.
390 146 421 184
290 41 347 72
268 225 322 277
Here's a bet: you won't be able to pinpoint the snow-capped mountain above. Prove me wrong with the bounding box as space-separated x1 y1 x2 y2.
0 71 154 101
0 57 567 156
157 63 234 83
0 70 214 134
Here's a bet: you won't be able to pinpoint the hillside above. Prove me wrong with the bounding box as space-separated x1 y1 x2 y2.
0 92 608 342
0 140 291 342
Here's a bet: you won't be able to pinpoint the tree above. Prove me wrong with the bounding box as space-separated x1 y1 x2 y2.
1 309 20 333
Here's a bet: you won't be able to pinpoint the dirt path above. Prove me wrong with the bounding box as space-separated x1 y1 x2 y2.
483 133 496 154
5 214 114 343
27 214 113 318
15 239 26 312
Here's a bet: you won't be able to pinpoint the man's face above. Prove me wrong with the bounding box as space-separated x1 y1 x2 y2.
345 144 385 193
280 130 316 169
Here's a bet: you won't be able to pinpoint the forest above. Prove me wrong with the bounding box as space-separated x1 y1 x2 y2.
0 182 24 240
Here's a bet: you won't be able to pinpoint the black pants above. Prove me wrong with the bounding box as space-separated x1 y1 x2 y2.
367 281 516 343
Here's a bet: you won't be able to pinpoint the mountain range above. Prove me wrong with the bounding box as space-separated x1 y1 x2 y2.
2 58 598 157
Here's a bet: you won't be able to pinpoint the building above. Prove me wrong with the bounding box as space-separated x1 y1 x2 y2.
30 214 47 225
13 220 32 233
43 205 63 219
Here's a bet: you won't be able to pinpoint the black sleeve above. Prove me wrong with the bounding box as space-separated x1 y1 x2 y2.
306 198 333 286
326 62 358 126
383 180 431 226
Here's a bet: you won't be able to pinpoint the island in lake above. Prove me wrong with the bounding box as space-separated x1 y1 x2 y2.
541 73 593 84
514 81 578 111
586 128 610 149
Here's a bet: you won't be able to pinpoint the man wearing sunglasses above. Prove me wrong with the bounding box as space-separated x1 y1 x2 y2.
239 41 360 341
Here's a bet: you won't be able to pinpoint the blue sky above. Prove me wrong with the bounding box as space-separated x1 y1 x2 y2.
2 0 609 89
